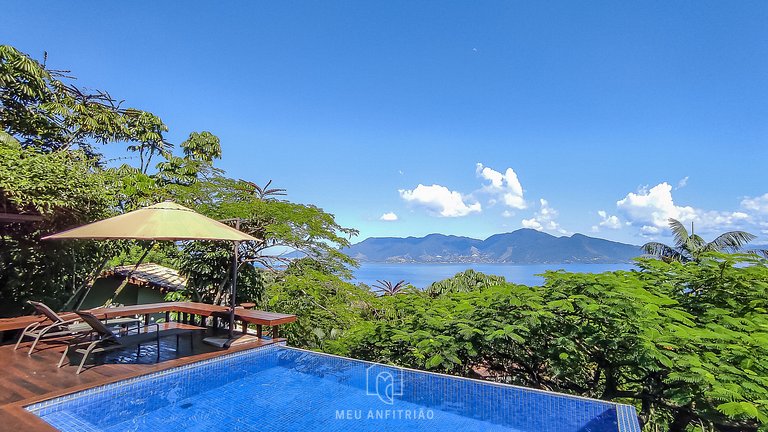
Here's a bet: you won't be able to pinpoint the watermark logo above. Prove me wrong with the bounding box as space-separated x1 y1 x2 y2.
366 365 403 405
334 365 433 422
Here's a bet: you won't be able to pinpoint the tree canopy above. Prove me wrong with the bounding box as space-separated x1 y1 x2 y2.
0 45 357 313
328 255 768 432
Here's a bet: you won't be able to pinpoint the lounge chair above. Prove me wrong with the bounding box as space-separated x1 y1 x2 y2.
59 311 200 374
14 301 141 356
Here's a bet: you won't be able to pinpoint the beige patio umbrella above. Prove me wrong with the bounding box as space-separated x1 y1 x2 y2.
43 201 256 242
43 201 258 343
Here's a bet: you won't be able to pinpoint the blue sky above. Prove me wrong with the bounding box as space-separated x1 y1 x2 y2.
4 1 768 245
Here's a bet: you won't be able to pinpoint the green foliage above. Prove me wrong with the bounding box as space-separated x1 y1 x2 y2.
1 45 358 316
331 256 768 432
0 45 199 314
0 141 117 314
174 174 358 275
0 141 112 216
107 242 178 268
0 45 168 156
169 174 360 308
172 241 269 306
267 262 375 349
426 268 507 296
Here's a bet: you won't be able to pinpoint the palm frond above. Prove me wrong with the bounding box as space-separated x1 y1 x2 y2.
259 179 287 197
641 242 680 258
706 231 757 253
372 279 407 296
238 179 287 199
686 233 706 251
668 218 690 248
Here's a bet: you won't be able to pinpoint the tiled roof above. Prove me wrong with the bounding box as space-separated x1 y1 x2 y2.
103 263 187 292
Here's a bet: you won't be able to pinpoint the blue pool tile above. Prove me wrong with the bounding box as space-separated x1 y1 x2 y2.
26 344 640 432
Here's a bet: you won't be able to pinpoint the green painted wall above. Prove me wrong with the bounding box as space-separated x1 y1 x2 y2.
80 277 166 309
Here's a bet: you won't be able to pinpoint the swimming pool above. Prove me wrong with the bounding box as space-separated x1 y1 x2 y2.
27 344 640 431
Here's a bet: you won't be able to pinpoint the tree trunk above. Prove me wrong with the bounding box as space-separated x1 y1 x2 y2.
212 275 230 305
668 407 694 432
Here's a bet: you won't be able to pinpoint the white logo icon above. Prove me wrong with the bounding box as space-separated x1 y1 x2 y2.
366 365 403 405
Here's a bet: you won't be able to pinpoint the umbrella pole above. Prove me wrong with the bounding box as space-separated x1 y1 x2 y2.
229 239 239 339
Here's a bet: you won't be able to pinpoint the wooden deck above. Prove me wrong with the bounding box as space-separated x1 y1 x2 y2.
0 328 284 431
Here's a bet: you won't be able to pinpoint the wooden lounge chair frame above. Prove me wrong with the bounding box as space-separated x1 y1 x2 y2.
14 301 141 356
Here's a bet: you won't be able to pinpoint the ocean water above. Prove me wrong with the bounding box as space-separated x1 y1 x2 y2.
352 263 636 288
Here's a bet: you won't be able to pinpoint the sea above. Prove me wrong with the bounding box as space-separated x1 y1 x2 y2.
351 262 636 288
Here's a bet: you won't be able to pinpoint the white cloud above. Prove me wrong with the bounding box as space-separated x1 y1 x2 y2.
522 218 543 230
617 183 697 228
501 210 515 218
676 176 689 190
476 163 526 209
593 210 622 231
521 199 567 234
616 183 767 239
399 184 482 217
742 193 768 213
641 225 660 235
379 212 398 221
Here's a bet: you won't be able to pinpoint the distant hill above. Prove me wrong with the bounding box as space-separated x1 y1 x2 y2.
345 229 642 264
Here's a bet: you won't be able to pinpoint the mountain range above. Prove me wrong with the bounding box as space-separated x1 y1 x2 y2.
344 229 642 264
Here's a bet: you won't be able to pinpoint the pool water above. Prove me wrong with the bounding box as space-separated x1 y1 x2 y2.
27 345 640 432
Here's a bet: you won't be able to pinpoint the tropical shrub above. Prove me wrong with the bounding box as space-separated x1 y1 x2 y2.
425 268 507 296
267 260 375 349
330 256 768 432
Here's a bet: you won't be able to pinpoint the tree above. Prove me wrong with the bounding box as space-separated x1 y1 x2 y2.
426 269 507 297
0 46 235 314
642 218 756 263
0 45 168 156
331 259 768 432
176 175 357 270
266 259 375 349
2 45 360 316
170 177 358 307
0 139 118 314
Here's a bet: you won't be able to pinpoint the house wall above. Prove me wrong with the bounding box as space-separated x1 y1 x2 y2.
136 286 168 322
137 286 166 304
80 278 137 309
80 277 166 309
